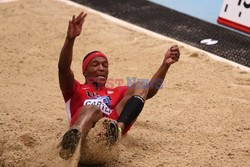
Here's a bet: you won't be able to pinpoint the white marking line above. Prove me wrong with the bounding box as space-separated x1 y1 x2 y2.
0 0 18 3
56 0 250 73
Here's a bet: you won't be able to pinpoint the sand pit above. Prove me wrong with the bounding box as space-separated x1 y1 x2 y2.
0 0 250 166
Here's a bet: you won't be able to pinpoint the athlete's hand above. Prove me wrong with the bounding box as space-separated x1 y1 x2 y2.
164 45 180 66
67 11 87 39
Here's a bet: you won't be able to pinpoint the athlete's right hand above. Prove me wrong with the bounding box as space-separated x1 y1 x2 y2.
164 45 180 66
67 11 87 39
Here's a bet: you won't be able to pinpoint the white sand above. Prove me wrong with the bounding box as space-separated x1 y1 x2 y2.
0 0 250 166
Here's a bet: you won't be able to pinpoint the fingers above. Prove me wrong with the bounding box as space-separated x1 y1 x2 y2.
171 51 180 60
78 13 87 24
82 13 87 20
170 45 179 52
170 45 180 54
79 13 87 25
79 20 85 28
75 11 83 22
171 54 179 61
72 12 87 24
76 11 84 18
170 45 180 61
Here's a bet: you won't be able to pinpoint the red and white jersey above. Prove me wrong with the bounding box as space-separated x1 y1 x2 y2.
62 80 128 123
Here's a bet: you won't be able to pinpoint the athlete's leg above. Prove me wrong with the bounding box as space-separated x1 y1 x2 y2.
59 106 103 160
116 81 149 133
72 105 103 137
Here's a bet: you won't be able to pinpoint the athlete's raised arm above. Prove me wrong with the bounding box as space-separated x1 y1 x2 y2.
147 45 180 99
58 11 87 92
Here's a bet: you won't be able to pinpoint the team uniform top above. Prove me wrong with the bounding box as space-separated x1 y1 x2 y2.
62 80 128 126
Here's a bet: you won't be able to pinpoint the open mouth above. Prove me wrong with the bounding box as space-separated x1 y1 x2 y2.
97 75 106 81
97 76 105 79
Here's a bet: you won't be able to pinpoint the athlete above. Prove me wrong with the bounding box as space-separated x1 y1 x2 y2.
58 11 180 160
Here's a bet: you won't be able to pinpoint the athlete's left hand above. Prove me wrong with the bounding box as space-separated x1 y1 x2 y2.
164 45 180 66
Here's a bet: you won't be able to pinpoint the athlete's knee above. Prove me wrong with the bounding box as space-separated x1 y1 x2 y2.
130 82 149 100
133 84 148 100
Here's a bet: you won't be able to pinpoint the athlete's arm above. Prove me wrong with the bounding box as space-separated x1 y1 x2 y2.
58 12 87 92
146 45 180 99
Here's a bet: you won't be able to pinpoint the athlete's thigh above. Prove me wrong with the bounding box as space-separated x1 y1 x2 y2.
70 105 102 126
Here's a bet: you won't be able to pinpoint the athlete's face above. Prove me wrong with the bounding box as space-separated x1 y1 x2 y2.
84 57 109 85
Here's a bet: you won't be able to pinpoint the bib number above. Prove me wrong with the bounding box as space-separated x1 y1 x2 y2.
84 99 113 115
